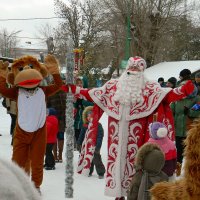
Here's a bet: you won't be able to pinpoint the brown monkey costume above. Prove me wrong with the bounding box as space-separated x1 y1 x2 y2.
0 55 62 189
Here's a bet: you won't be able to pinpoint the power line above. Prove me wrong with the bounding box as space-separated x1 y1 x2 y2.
0 33 46 40
0 11 124 22
15 36 46 40
0 17 64 21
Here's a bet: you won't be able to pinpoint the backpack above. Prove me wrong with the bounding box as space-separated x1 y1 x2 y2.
137 171 149 200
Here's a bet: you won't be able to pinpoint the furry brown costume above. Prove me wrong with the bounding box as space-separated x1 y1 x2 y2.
0 55 62 189
150 119 200 200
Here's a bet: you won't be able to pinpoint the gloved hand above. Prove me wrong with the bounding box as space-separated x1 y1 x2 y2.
184 106 189 115
61 85 69 92
191 103 200 111
182 80 195 96
0 60 9 79
61 84 80 94
70 84 78 94
44 54 60 75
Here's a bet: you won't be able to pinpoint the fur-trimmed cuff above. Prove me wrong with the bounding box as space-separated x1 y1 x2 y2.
70 85 80 94
75 86 80 94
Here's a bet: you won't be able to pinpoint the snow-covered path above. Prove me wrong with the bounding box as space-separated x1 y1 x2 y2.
0 100 112 200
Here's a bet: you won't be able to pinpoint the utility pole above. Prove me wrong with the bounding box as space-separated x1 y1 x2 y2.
125 0 132 60
4 32 7 57
184 0 189 60
46 37 55 54
120 0 132 69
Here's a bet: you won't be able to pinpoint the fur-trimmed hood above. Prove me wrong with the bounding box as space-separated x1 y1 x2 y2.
82 106 93 124
135 143 165 173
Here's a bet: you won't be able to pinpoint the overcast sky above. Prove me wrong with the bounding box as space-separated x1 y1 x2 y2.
1 0 199 49
1 0 62 49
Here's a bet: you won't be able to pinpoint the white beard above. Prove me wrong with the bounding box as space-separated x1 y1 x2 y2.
113 71 146 106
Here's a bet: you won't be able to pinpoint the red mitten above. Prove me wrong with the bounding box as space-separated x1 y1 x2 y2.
70 84 81 94
184 80 195 96
61 84 80 94
61 85 69 92
70 84 77 94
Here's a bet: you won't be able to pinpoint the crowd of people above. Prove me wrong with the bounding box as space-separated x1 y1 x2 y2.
1 54 200 200
158 70 200 174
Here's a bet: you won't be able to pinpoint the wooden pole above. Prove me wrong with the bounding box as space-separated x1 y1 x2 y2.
153 113 158 122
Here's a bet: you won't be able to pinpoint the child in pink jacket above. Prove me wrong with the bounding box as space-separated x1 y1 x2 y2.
148 122 177 178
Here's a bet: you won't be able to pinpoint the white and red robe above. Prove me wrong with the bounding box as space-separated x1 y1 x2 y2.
73 79 194 197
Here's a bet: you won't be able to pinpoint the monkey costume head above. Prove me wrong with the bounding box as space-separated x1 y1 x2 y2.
7 56 49 89
0 54 59 88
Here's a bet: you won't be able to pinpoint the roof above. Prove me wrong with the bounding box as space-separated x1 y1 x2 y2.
144 60 200 81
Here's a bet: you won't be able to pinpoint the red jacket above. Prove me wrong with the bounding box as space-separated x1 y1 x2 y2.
46 115 58 143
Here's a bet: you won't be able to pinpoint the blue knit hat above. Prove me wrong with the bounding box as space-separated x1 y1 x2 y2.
47 108 57 116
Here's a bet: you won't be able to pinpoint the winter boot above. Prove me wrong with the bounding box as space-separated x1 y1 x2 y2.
58 140 64 162
45 166 56 170
98 175 104 179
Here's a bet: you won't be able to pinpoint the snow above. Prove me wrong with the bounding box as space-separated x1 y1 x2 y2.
0 99 112 200
144 60 200 81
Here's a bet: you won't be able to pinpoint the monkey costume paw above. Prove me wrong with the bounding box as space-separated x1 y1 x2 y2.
0 60 9 79
44 54 60 75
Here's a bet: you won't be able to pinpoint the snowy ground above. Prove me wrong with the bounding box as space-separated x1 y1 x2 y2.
0 100 112 200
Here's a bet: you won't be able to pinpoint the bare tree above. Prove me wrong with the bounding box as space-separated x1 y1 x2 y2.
51 0 200 80
54 0 114 82
0 29 20 58
37 23 69 65
101 0 198 67
54 0 83 48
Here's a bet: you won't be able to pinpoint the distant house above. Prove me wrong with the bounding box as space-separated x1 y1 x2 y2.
12 48 47 60
144 60 200 81
0 48 48 64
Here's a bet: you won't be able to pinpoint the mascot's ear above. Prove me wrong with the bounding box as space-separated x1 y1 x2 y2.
7 72 15 85
40 65 48 78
